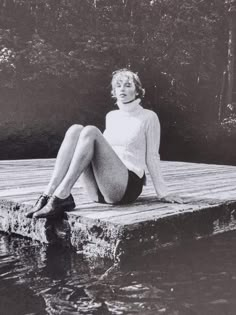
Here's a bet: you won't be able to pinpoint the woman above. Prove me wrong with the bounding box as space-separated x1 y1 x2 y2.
26 69 180 219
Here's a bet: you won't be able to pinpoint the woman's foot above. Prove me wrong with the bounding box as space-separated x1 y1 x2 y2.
26 194 50 218
33 194 75 219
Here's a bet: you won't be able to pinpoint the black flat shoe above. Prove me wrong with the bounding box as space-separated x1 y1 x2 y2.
26 194 50 218
33 194 75 219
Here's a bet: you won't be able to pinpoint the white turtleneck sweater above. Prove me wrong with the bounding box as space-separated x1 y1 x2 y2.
103 99 168 198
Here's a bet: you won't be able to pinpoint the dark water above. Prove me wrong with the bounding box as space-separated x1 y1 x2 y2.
1 232 236 315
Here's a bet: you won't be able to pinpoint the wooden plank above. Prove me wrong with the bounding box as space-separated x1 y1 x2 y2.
2 159 236 208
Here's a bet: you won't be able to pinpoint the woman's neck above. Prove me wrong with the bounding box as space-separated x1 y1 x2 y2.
117 98 141 112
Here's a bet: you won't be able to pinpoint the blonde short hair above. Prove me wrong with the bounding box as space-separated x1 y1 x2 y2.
111 68 145 99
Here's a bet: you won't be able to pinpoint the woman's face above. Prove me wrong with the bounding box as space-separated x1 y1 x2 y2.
114 76 136 104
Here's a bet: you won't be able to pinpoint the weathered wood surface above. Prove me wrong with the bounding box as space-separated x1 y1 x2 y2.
1 159 236 260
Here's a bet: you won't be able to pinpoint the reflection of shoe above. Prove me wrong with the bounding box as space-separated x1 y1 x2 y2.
33 194 75 219
26 194 50 218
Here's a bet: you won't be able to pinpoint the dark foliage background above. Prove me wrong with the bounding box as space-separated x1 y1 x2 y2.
0 0 234 164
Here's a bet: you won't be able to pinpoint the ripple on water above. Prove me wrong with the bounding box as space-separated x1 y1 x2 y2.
1 231 236 314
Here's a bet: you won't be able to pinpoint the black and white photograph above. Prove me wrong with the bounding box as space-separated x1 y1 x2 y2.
0 0 236 314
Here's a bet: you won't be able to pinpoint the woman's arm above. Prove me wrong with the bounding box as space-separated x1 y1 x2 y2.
103 111 113 137
145 112 169 198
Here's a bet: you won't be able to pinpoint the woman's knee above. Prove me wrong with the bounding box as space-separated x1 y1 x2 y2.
65 124 83 139
79 125 100 141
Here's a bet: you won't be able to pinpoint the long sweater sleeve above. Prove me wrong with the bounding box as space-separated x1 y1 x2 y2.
145 112 169 198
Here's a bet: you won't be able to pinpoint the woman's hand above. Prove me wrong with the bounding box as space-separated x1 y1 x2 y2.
159 194 183 204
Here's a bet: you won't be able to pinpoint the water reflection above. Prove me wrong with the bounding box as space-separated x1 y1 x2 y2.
1 232 236 314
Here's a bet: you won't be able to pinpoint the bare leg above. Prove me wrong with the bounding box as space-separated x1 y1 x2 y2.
27 124 103 219
81 165 101 202
54 126 129 204
44 124 83 196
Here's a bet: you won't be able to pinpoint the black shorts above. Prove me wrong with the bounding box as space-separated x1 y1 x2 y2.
97 170 144 205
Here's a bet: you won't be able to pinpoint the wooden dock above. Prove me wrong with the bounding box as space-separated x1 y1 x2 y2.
1 159 236 261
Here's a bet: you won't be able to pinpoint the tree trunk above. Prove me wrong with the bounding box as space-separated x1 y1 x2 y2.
226 0 236 107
